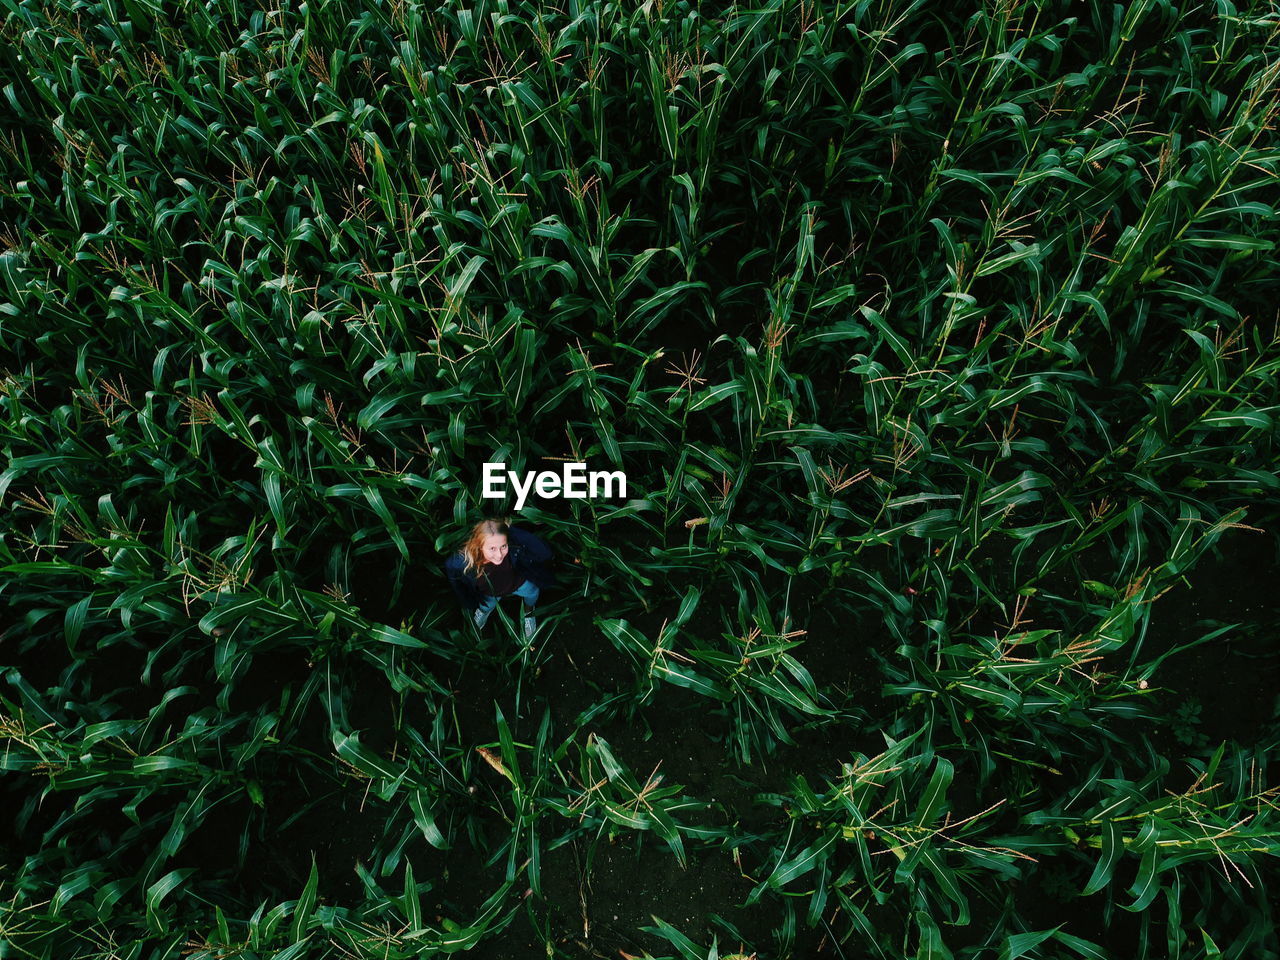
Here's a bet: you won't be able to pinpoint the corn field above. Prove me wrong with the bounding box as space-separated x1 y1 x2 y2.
2 0 1279 957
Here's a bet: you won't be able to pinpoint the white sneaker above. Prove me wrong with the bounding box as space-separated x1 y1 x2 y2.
522 613 536 640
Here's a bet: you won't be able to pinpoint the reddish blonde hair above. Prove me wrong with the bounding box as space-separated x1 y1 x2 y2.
461 518 509 577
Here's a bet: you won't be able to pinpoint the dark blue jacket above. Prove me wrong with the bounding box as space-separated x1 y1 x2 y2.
444 526 556 612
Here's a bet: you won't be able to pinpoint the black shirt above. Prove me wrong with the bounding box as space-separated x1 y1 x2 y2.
477 556 520 597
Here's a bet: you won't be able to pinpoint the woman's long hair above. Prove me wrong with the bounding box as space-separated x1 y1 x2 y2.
461 518 510 577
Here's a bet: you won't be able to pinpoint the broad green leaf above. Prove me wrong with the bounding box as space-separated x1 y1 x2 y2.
915 757 954 826
146 868 195 930
1082 820 1122 896
290 857 319 941
999 928 1059 960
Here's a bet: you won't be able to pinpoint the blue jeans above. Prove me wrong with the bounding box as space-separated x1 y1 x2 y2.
475 579 540 617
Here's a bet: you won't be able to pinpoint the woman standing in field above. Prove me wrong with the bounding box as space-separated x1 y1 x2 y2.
444 519 555 639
